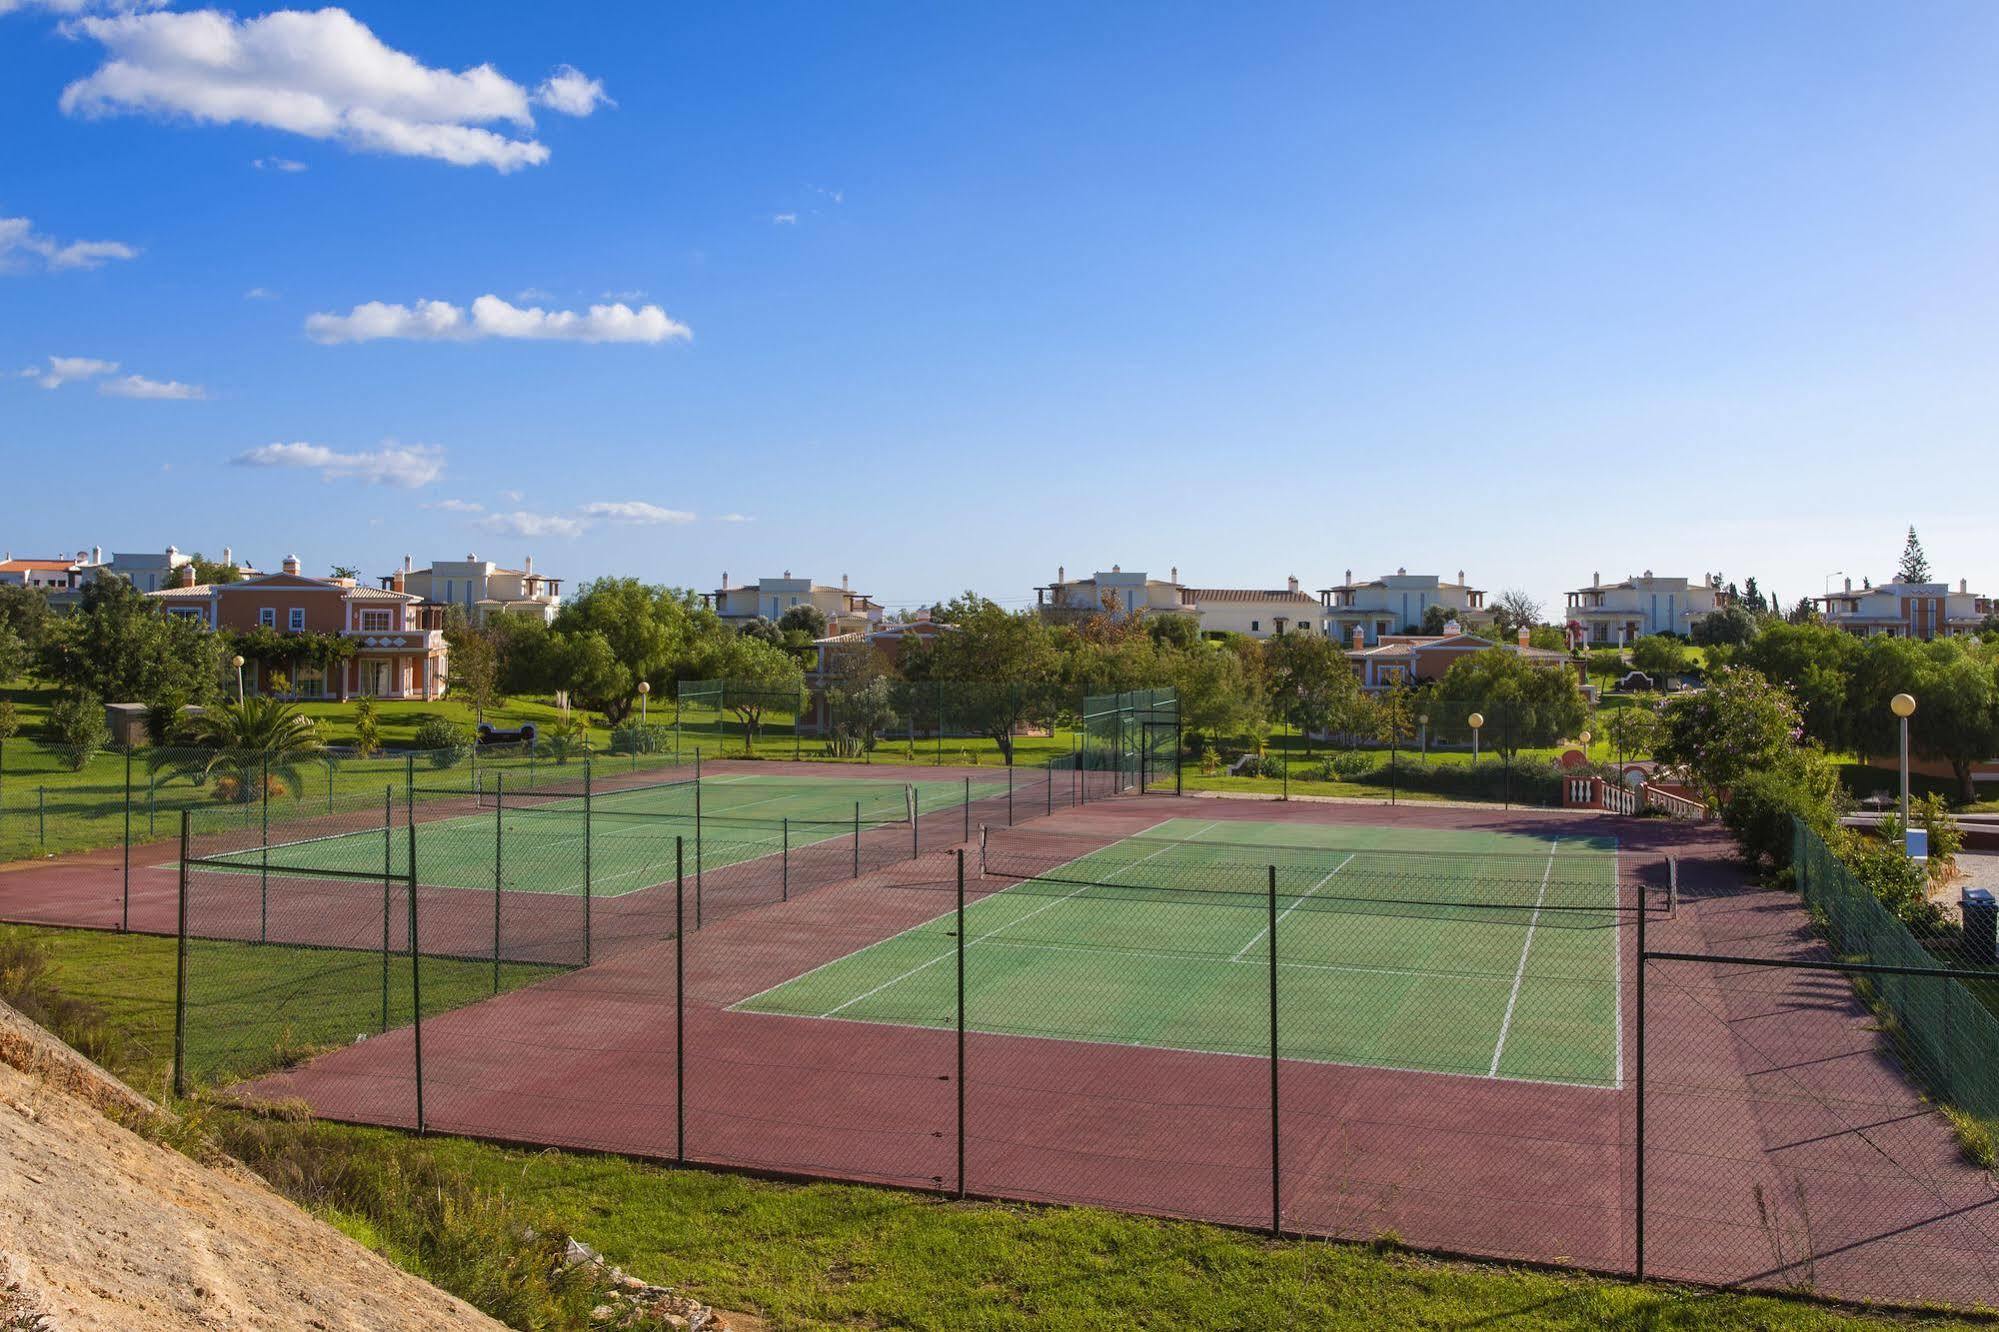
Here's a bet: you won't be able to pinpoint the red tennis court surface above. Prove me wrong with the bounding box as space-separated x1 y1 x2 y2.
5 776 1996 1308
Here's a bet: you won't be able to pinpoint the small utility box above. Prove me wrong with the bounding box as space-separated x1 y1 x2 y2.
1961 888 1996 964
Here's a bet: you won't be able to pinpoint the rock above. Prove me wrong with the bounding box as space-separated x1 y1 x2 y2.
590 1303 616 1322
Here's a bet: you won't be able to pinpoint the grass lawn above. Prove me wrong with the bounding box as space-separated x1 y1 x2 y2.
0 922 1973 1331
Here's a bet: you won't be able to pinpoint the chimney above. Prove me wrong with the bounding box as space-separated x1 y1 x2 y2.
1518 626 1531 649
525 554 534 574
1962 578 1969 594
222 545 232 566
1593 570 1600 588
1396 566 1406 576
281 553 300 575
722 571 729 588
1057 565 1065 583
1352 626 1365 651
392 568 406 594
783 568 792 579
1344 568 1352 586
1170 566 1178 584
179 563 196 588
403 554 412 572
1287 575 1299 594
1843 577 1851 593
466 552 477 562
841 572 849 590
91 545 102 564
1444 619 1461 636
1456 569 1464 586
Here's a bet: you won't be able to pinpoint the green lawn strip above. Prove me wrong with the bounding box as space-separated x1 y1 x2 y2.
0 921 1971 1331
740 820 1620 1084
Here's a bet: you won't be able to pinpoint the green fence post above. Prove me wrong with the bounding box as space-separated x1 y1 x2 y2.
956 847 967 1199
853 800 861 877
172 810 190 1098
782 816 790 901
492 773 504 994
936 681 943 767
122 746 132 933
148 774 156 838
259 753 269 944
381 785 392 1033
37 785 45 848
694 766 703 929
409 805 424 1135
912 788 920 859
964 776 971 843
675 835 685 1163
1007 765 1014 827
327 759 334 814
582 759 593 966
1047 757 1054 816
1268 862 1280 1238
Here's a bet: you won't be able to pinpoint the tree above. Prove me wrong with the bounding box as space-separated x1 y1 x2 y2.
824 651 899 758
708 634 805 753
1489 589 1544 641
1421 603 1456 635
38 576 222 708
329 564 362 581
1146 613 1201 649
1691 603 1760 648
776 604 828 639
43 692 107 768
907 599 1061 763
1736 620 1857 748
351 696 381 758
1171 640 1263 747
1892 639 1998 801
1430 651 1588 762
1263 631 1359 752
0 626 25 686
1604 701 1662 766
1897 526 1931 584
1656 666 1799 803
548 579 712 724
447 626 502 722
1526 624 1568 652
0 584 54 669
183 553 243 585
0 700 15 777
169 696 327 802
739 616 784 646
1629 634 1690 679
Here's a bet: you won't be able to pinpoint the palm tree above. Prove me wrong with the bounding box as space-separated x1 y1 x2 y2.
172 696 326 803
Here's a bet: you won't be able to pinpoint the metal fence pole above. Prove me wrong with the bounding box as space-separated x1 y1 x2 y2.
381 786 392 1033
694 771 704 928
1175 712 1183 796
260 753 269 943
1390 732 1397 807
675 835 686 1164
1047 757 1054 816
149 775 156 838
853 800 861 877
327 759 334 814
1007 766 1014 827
1635 888 1647 1278
492 773 504 993
582 759 593 965
37 785 45 849
936 681 943 767
1283 705 1291 801
1268 862 1281 1237
172 811 190 1098
964 776 971 844
782 816 790 901
409 804 424 1135
956 847 967 1200
121 746 132 933
912 789 920 859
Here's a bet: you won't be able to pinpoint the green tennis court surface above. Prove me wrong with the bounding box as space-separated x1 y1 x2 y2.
196 774 1008 898
733 818 1625 1087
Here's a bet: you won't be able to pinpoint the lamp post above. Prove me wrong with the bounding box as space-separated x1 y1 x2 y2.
1468 711 1484 765
1418 713 1429 764
638 679 651 727
231 654 246 704
1891 692 1916 830
1580 729 1592 760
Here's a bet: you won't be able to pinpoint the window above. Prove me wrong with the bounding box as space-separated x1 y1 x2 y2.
1250 620 1261 633
360 610 392 632
258 607 276 628
288 607 305 631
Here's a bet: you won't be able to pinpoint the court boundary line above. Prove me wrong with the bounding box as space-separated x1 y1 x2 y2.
1228 854 1355 962
1487 838 1560 1078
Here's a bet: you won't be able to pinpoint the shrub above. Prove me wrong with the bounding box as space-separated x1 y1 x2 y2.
1836 823 1939 930
43 691 106 769
1721 751 1843 876
411 717 470 768
350 698 381 758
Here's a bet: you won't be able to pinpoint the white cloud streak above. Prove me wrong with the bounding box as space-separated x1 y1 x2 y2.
305 294 690 344
579 501 695 525
21 355 117 388
479 510 585 538
60 8 602 172
771 212 797 225
0 216 137 272
233 440 443 488
101 372 203 399
716 513 755 524
252 156 307 172
0 0 163 13
424 498 484 513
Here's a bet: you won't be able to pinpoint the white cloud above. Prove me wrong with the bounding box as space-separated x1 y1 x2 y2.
60 8 600 172
233 440 443 488
771 212 798 225
600 288 646 301
101 372 203 399
716 513 755 524
244 286 278 300
479 510 585 539
514 286 554 302
424 498 484 513
500 489 523 503
0 216 137 272
533 64 610 116
252 156 306 172
21 355 117 388
305 294 690 344
580 500 695 525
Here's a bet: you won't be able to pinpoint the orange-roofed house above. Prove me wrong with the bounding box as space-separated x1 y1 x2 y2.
147 555 448 701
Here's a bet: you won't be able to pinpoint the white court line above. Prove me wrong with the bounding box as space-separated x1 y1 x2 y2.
1227 854 1356 962
817 821 1219 1018
1487 837 1561 1078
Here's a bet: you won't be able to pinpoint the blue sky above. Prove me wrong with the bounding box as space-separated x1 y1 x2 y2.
4 1 1997 616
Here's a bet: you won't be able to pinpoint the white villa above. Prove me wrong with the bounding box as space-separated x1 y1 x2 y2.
1183 578 1320 638
392 554 564 625
1816 576 1990 640
703 572 883 634
1318 570 1490 646
1036 566 1320 638
1565 571 1724 645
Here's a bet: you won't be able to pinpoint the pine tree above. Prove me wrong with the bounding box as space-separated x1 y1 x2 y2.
1897 526 1932 584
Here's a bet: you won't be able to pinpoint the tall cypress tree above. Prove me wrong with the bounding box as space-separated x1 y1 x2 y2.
1897 526 1932 584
